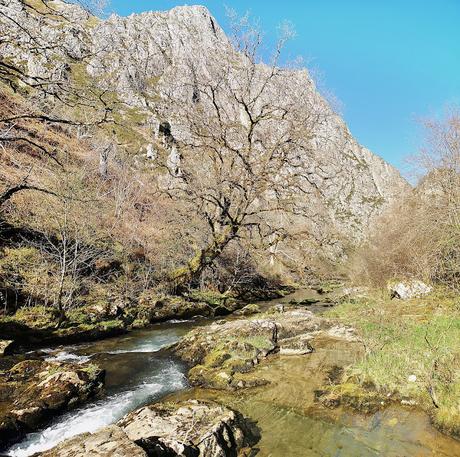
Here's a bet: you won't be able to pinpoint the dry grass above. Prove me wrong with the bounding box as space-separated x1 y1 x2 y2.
349 110 460 291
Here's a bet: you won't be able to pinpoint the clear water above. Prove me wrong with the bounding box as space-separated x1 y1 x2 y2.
6 322 193 456
6 294 460 457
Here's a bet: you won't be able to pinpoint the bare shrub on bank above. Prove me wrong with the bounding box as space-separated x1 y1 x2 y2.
351 108 460 289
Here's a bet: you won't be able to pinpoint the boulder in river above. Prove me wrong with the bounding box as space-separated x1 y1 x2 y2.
35 425 148 457
37 400 258 457
173 308 357 389
0 360 105 448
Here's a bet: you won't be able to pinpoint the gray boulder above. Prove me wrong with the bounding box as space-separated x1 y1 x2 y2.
388 280 432 300
37 400 257 457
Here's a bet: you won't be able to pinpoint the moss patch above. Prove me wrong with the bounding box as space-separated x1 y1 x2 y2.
322 287 460 435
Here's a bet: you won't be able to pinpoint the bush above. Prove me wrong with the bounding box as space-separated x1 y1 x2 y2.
0 247 52 311
349 110 460 290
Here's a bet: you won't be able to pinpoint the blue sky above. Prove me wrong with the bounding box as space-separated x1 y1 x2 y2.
107 1 460 174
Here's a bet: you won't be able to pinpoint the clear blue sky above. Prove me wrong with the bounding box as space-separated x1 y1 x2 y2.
107 0 460 173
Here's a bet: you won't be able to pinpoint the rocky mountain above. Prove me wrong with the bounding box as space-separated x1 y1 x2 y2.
87 5 409 237
1 0 410 265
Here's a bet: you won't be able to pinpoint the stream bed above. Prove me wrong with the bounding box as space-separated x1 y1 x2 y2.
6 322 195 456
5 292 460 457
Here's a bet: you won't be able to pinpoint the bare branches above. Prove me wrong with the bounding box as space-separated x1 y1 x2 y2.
152 12 330 286
0 181 58 207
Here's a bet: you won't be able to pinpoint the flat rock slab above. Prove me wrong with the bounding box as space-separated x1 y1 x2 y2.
36 400 258 457
173 308 357 389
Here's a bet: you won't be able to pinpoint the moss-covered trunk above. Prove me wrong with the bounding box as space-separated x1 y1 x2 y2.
170 227 237 293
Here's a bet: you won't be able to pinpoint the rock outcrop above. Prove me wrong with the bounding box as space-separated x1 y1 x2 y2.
173 307 357 389
388 280 432 300
37 400 258 457
0 360 105 448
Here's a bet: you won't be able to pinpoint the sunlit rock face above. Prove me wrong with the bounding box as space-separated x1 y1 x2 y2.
2 1 409 259
85 5 409 238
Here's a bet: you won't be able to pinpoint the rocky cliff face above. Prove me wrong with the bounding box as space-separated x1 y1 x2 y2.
2 1 409 255
88 5 408 241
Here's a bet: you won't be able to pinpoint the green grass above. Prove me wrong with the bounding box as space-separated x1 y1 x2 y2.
11 305 59 328
324 288 460 436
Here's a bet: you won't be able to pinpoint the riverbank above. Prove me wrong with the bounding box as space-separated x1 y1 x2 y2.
320 287 460 438
164 297 460 456
4 288 460 456
0 288 293 353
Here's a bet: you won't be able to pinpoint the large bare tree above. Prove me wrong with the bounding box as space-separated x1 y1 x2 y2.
154 18 330 289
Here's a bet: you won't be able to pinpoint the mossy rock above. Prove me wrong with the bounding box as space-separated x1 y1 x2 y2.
316 382 389 414
234 304 261 316
0 359 105 447
204 349 232 369
188 364 233 389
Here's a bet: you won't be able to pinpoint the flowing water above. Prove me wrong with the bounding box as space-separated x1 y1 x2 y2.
6 321 195 456
5 293 460 456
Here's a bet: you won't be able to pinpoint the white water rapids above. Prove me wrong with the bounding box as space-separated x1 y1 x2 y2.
6 323 192 456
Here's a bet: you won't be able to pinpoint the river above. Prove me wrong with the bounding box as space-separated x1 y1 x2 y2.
6 321 196 456
6 293 460 457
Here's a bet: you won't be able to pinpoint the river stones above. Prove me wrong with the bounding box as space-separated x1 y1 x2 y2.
0 360 105 448
173 308 357 389
233 304 261 316
36 400 258 457
36 425 148 457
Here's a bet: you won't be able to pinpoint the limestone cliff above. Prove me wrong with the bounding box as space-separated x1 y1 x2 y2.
1 1 410 260
85 6 408 237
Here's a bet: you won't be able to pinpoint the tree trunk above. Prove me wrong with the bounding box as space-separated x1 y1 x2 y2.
170 227 237 293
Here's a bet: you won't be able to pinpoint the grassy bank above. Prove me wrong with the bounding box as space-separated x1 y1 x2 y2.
322 288 460 436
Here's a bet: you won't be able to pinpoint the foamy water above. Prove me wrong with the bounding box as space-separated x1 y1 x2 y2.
6 326 191 456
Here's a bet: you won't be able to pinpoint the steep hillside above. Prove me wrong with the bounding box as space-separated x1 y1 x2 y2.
0 0 409 292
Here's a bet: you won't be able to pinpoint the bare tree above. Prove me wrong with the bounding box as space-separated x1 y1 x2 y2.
352 107 460 289
154 16 329 289
28 166 105 325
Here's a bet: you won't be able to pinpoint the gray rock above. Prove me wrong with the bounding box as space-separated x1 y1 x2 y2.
118 400 256 457
38 400 257 456
0 360 105 447
37 425 147 457
388 280 432 300
279 335 314 355
174 308 357 389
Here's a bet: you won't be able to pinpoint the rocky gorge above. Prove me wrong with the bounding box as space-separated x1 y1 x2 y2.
1 1 459 455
